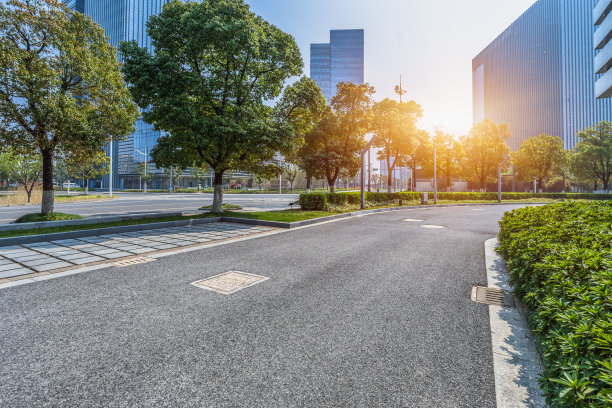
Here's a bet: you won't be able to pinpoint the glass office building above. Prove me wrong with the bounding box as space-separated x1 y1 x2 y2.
594 0 612 98
473 0 612 150
64 0 173 188
311 29 364 102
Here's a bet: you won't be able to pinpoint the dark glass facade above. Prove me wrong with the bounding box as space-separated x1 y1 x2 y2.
63 0 172 187
311 29 364 101
473 0 612 150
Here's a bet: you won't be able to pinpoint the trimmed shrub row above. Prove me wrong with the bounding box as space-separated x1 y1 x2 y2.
298 192 421 211
497 202 612 407
436 192 612 201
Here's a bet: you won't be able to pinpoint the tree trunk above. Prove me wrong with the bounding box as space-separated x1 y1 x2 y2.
85 178 89 195
212 171 224 213
306 176 312 193
387 171 393 193
327 177 336 193
41 148 54 215
26 188 32 203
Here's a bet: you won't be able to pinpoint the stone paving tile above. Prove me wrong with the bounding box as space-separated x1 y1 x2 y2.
0 262 26 272
21 257 67 267
70 256 106 265
0 268 34 279
0 222 271 282
31 262 73 272
97 251 132 259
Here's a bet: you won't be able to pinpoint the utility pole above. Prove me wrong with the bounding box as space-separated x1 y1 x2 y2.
433 144 438 204
367 149 371 192
109 137 113 198
394 75 407 103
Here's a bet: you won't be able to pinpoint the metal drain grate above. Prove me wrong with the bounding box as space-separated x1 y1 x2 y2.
191 271 269 295
113 257 155 267
471 285 515 307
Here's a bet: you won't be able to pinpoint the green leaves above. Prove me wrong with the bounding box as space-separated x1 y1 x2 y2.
572 121 612 190
511 134 566 186
0 0 138 213
498 202 612 407
120 0 305 210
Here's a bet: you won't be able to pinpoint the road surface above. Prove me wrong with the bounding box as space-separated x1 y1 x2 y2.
0 192 300 224
0 205 535 407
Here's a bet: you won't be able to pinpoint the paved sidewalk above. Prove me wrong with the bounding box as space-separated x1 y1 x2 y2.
0 222 274 283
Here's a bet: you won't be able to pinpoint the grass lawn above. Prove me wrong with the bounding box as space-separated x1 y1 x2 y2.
54 194 117 203
15 213 84 223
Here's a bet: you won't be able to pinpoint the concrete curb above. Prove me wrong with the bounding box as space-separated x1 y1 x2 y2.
0 211 184 232
484 238 546 408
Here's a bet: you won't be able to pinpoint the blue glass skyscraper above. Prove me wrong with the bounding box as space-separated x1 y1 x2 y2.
64 0 173 188
311 29 364 102
473 0 612 150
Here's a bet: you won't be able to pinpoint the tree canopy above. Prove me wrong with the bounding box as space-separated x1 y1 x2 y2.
510 134 565 189
120 0 304 212
300 82 373 193
0 0 138 213
460 119 510 191
371 98 422 192
571 121 612 191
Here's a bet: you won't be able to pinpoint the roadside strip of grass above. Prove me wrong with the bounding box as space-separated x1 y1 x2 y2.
54 195 118 203
0 199 560 240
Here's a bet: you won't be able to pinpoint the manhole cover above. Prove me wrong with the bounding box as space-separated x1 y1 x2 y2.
421 225 446 229
471 285 515 307
191 271 269 295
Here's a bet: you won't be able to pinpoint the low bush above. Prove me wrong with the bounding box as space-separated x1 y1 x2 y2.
299 193 327 210
299 192 421 210
15 212 84 223
497 202 612 407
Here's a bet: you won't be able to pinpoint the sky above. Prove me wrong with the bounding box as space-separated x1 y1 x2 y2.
247 0 538 137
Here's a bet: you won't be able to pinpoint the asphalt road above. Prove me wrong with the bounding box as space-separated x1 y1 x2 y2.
0 192 300 224
0 205 529 407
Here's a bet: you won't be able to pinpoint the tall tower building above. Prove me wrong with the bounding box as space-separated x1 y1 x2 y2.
64 0 174 189
594 0 612 98
473 0 612 150
310 29 364 102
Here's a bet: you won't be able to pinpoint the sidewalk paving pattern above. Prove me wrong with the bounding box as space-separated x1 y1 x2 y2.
0 222 273 281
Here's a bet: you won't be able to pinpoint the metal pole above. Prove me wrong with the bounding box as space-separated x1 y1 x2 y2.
279 172 282 194
169 166 173 194
433 144 438 204
109 137 113 198
367 149 371 192
144 146 148 193
498 166 502 203
512 165 516 192
534 178 537 194
360 151 366 209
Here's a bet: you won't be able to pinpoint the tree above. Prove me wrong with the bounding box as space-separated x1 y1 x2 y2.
371 98 422 192
0 0 138 214
120 0 303 213
571 121 612 191
66 150 109 194
283 163 300 191
134 162 153 192
303 82 373 193
510 134 566 191
275 76 327 192
405 129 432 190
164 166 184 191
433 130 463 192
0 150 41 202
460 119 510 191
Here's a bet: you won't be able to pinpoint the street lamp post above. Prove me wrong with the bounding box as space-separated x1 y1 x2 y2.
109 136 113 198
135 147 148 193
433 144 438 204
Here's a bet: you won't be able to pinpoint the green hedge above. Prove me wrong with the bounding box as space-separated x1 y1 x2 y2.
498 202 612 407
299 192 421 210
437 192 612 201
299 193 327 210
